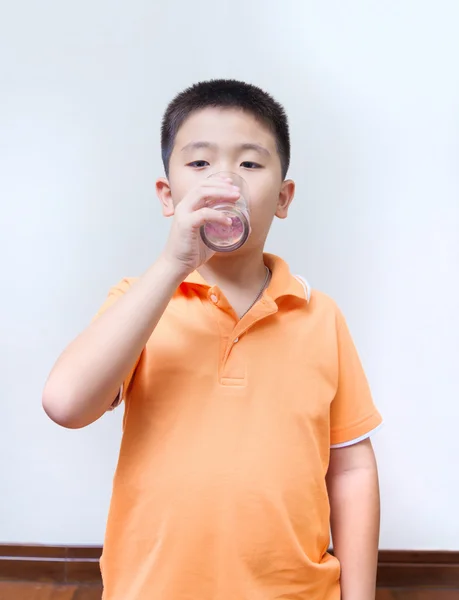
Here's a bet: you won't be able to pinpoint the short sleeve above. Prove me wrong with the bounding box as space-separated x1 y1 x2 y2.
94 278 141 410
330 307 383 448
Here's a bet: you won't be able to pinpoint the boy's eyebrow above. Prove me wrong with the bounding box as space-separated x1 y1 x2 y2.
181 141 218 152
181 141 271 157
238 143 271 157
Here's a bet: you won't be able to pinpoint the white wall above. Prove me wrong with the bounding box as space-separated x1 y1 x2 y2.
1 0 458 549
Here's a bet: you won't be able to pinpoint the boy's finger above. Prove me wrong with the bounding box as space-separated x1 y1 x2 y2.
189 208 233 230
185 185 240 211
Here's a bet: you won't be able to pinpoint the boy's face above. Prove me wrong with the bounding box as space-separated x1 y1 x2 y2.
157 108 295 254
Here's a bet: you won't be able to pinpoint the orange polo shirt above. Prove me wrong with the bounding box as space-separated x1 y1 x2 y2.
97 254 382 600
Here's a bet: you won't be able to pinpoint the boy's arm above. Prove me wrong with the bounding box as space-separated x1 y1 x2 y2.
326 438 380 600
42 257 185 429
42 179 238 429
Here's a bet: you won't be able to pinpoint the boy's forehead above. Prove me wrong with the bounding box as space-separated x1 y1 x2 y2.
174 107 276 150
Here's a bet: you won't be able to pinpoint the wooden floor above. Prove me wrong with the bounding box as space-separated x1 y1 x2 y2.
0 583 102 600
0 583 458 599
377 593 459 600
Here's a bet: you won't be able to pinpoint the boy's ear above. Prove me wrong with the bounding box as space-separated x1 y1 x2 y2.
156 178 175 217
275 179 295 219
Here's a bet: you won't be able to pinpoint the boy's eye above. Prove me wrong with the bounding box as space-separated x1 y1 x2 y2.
187 160 209 168
241 161 262 169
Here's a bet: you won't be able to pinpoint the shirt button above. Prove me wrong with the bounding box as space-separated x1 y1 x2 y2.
210 294 218 304
233 337 239 343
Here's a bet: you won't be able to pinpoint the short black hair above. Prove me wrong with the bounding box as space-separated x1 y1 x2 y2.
161 79 290 179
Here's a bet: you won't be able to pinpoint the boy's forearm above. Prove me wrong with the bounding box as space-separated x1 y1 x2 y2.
327 440 380 600
43 255 186 429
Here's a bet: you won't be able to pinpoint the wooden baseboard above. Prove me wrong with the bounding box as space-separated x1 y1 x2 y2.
0 545 101 585
377 550 459 587
0 545 458 588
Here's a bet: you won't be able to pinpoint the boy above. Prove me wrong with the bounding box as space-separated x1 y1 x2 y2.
43 79 382 600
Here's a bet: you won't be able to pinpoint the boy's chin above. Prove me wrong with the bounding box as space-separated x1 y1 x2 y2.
208 241 263 261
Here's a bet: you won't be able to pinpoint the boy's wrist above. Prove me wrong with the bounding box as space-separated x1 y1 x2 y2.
154 254 192 286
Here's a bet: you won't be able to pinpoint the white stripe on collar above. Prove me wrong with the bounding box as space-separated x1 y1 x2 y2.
294 275 311 303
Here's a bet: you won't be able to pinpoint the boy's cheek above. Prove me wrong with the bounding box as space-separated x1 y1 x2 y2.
168 173 199 205
248 203 279 236
250 187 282 217
170 163 214 191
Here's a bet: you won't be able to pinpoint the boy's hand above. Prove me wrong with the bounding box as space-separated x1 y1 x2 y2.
162 178 240 275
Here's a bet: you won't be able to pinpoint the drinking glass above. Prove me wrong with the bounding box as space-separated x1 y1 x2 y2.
200 172 250 252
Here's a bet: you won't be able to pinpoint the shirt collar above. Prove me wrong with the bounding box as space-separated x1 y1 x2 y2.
183 253 310 303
